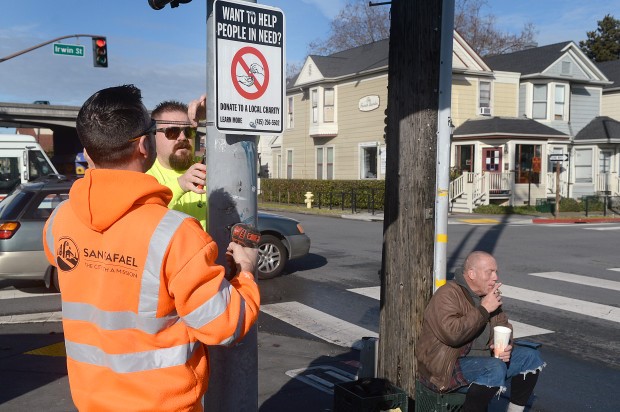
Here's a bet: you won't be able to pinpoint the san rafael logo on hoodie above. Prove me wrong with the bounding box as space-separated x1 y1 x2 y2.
56 237 80 272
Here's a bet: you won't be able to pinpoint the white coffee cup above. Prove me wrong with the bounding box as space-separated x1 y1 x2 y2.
493 326 512 358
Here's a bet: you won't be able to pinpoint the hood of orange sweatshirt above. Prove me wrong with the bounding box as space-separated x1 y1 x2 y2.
69 169 173 232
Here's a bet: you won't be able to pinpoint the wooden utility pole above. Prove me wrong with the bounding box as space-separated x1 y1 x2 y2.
378 0 444 400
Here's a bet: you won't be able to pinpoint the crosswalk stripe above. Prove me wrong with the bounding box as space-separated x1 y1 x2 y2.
529 272 620 292
0 288 58 300
583 226 620 231
501 285 620 323
347 286 553 338
0 311 62 324
261 302 377 348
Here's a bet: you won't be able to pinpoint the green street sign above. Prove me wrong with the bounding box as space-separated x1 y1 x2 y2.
53 43 85 57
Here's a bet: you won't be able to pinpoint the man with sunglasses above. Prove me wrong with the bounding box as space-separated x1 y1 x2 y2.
146 99 208 228
43 85 260 411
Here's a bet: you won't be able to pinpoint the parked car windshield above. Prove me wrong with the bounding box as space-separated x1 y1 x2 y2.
0 190 34 220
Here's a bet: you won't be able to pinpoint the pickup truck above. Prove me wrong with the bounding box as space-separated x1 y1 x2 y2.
0 134 58 200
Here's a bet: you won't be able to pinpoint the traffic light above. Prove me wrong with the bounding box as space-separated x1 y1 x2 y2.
92 37 108 68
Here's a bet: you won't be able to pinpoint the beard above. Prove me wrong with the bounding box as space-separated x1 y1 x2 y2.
168 141 194 171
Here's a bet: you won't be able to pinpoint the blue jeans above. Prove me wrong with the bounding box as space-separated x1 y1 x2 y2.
458 346 545 392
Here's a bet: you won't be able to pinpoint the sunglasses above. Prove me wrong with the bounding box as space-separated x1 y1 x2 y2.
156 126 198 140
128 119 157 142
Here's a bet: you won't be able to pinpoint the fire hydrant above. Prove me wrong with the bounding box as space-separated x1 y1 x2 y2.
304 191 314 208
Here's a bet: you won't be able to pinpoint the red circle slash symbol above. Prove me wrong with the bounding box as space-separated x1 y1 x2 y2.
231 46 270 100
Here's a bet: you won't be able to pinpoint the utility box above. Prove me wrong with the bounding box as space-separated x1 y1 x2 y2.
334 378 408 412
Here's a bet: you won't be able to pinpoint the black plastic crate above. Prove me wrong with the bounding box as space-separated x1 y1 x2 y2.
414 381 465 412
334 378 408 412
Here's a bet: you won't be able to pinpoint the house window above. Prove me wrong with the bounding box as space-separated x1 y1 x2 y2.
287 97 294 129
532 84 547 119
286 150 293 179
479 81 491 115
599 150 612 174
554 85 565 120
324 88 334 122
514 144 541 184
456 145 474 172
361 145 378 179
316 147 323 180
575 149 592 183
316 146 334 180
276 154 282 178
311 89 318 123
561 61 571 75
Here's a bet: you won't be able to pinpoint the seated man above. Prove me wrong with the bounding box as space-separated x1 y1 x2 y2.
416 251 545 412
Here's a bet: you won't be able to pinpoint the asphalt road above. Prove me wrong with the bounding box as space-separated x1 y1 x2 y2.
1 212 619 411
258 212 620 411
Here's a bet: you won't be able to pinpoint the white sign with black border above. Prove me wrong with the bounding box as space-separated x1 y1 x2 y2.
215 0 285 134
548 153 569 162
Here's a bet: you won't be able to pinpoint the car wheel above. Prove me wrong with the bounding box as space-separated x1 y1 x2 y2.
257 235 288 279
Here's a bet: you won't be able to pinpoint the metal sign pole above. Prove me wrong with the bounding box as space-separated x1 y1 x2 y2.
204 0 258 409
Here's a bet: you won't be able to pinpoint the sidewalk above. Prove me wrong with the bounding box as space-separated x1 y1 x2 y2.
257 332 522 411
338 210 620 225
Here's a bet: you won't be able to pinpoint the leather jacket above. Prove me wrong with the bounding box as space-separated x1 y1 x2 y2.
415 281 511 391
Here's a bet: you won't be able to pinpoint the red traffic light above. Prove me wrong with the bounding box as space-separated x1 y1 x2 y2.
92 37 108 68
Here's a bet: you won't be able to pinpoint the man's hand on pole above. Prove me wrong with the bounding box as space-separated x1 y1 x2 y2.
177 163 207 194
188 94 207 127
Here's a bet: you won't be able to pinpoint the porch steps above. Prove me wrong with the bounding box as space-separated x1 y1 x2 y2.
450 192 485 214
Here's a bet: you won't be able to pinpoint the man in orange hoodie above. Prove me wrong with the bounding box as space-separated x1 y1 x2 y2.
43 84 260 411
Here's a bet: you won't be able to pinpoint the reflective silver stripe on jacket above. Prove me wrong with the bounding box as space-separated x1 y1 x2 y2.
218 295 246 346
65 340 199 373
62 301 179 334
139 210 187 316
45 200 68 255
182 279 232 329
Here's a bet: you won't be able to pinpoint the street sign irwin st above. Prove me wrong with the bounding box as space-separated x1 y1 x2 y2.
53 43 85 57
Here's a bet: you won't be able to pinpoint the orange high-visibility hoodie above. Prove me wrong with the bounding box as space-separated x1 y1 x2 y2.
43 169 260 412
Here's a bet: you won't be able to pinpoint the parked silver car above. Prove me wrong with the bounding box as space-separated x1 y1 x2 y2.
0 175 310 291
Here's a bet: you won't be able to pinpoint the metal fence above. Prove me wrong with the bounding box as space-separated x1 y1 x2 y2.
258 189 385 215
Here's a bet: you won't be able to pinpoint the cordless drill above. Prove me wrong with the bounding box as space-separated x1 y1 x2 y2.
229 223 261 248
226 223 261 278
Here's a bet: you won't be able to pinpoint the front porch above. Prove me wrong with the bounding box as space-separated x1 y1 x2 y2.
449 171 620 213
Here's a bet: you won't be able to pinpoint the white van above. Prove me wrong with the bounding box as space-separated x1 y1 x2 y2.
0 134 59 199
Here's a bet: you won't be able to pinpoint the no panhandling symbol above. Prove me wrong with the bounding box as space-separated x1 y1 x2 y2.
231 46 270 100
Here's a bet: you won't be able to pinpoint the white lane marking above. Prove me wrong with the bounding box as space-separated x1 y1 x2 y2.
609 268 620 272
347 286 554 337
501 285 620 323
0 311 62 324
349 286 379 300
583 226 620 231
261 302 377 348
510 321 553 338
0 288 58 300
529 272 620 292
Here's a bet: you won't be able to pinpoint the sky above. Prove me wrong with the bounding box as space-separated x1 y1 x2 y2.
0 0 619 110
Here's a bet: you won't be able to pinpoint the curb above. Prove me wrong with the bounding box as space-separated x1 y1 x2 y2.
532 217 620 224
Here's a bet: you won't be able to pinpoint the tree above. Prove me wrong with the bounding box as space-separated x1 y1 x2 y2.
308 0 535 57
454 0 536 56
579 14 620 62
308 0 390 56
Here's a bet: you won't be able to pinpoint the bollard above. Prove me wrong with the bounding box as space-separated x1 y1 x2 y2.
304 191 314 208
